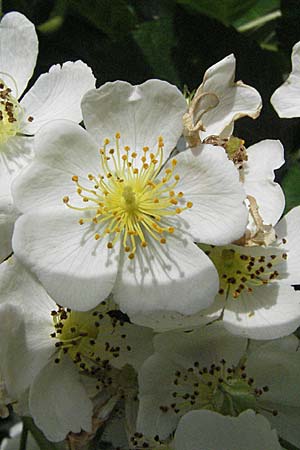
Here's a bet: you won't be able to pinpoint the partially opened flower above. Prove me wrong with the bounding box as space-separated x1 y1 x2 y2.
0 257 153 441
0 11 95 262
271 41 300 118
12 79 247 318
137 323 300 447
183 54 262 147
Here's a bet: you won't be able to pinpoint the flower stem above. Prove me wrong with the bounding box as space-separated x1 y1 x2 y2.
19 421 28 450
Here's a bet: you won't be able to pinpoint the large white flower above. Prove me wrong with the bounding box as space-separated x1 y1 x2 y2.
0 12 95 263
271 41 300 118
12 79 248 317
183 54 262 147
137 323 300 448
0 257 153 441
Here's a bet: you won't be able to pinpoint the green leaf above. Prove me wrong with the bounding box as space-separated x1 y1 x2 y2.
176 0 257 26
70 0 137 40
133 16 179 84
282 163 300 213
234 0 280 29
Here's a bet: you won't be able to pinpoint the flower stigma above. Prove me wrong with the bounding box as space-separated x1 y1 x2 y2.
159 358 277 419
0 79 22 145
63 133 193 258
200 244 287 299
50 301 133 389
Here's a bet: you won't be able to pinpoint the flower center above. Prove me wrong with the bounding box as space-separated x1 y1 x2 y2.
200 244 287 299
159 359 276 420
63 133 193 258
50 301 132 384
0 80 21 145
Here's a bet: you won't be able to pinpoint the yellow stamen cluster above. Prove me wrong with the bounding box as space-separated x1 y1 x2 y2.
63 133 192 258
0 80 21 145
201 244 287 299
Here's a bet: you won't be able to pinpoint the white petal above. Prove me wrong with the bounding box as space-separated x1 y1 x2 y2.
0 12 38 98
21 61 96 133
12 207 119 310
264 404 300 448
0 257 55 397
114 233 218 316
275 206 300 285
243 140 285 227
222 283 300 339
174 410 282 450
196 54 262 139
271 41 300 118
154 322 247 369
29 357 93 442
173 145 248 244
12 120 100 213
0 198 18 263
82 79 187 162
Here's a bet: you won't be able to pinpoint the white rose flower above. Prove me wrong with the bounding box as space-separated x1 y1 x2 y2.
0 11 96 263
0 257 153 442
137 323 300 448
12 79 248 317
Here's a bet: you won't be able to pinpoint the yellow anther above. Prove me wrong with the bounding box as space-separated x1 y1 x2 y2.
141 241 147 247
177 191 184 198
115 132 121 139
172 159 177 166
168 227 175 233
160 238 166 244
143 163 149 169
124 146 130 151
170 198 178 205
153 198 159 203
165 168 172 174
125 246 131 252
128 253 135 260
99 148 104 154
88 174 94 180
141 156 147 162
122 154 127 161
92 218 98 224
105 228 110 234
77 188 82 194
176 208 182 214
174 174 180 181
107 242 113 249
79 218 84 225
83 197 89 202
109 149 114 154
150 153 155 160
63 196 69 204
95 234 100 240
152 159 158 164
169 190 175 197
187 201 193 208
143 146 149 152
72 175 78 182
133 168 139 174
107 173 112 178
131 152 137 158
104 138 110 145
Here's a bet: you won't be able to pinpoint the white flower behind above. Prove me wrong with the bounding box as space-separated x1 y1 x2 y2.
0 12 96 263
271 41 300 117
0 257 153 442
12 79 248 319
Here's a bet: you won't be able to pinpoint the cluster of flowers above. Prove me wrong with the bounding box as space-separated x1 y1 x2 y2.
1 11 300 450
